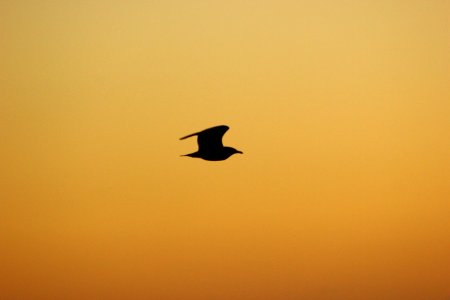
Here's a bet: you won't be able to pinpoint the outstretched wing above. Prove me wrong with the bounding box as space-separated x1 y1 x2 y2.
197 125 229 151
180 125 229 151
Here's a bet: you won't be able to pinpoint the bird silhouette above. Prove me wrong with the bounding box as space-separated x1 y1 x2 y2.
180 125 243 161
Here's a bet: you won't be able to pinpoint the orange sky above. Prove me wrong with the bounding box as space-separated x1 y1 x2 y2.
1 1 449 299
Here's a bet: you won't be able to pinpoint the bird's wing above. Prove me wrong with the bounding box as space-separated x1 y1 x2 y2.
197 125 229 151
180 125 229 151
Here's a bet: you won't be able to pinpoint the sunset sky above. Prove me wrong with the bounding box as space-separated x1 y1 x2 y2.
1 1 449 299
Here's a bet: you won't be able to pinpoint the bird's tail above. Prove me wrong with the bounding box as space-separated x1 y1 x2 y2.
180 152 199 158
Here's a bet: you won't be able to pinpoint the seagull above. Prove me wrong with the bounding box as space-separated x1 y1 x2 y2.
180 125 243 161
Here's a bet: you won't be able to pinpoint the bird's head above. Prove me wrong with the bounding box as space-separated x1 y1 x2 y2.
225 147 243 157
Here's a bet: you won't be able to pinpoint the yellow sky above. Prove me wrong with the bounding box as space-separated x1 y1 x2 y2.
1 1 449 299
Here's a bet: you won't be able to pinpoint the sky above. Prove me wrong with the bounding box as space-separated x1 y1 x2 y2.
1 0 449 299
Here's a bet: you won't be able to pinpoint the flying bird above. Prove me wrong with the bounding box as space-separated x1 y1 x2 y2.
180 125 243 161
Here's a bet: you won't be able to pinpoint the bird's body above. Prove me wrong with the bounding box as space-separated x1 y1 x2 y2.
180 125 242 161
183 146 240 161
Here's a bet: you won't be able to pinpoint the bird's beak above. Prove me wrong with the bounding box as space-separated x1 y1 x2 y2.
237 151 243 154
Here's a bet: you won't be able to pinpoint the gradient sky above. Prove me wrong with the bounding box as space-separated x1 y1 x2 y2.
1 1 449 299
